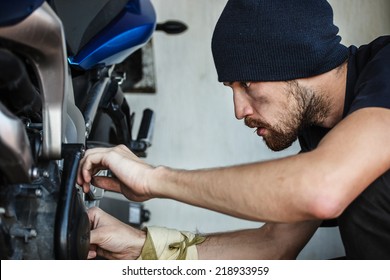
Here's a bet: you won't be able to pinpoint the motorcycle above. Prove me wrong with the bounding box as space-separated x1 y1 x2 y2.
0 0 186 259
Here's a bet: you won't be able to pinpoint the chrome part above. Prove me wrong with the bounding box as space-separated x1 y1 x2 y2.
42 171 50 178
30 167 39 180
0 3 68 159
35 188 43 197
0 103 33 183
84 170 106 208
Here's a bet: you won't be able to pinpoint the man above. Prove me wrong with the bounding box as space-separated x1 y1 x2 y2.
77 0 390 259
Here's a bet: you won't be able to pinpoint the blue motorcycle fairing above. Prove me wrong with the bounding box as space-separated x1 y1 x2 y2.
68 0 156 70
0 0 44 26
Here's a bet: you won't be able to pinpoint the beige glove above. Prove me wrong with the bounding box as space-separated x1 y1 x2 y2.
136 226 206 260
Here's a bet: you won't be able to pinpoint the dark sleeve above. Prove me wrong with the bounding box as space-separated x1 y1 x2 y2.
348 39 390 114
298 126 331 153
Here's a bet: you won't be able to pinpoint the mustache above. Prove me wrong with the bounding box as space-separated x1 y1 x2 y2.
244 117 270 129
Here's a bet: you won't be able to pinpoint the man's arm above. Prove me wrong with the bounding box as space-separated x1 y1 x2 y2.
78 107 390 223
87 207 320 260
149 107 390 222
198 220 320 259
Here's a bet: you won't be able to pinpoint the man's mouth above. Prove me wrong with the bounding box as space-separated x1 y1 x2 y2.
256 127 266 137
245 117 269 137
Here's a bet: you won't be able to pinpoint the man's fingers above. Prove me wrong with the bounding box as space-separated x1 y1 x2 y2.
77 148 111 187
89 226 104 245
91 176 122 193
88 206 121 228
87 244 98 259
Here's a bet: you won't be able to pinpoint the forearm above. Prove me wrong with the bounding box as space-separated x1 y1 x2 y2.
197 221 320 260
150 155 317 223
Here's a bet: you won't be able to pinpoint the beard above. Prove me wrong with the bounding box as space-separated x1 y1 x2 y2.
245 114 299 151
245 81 331 151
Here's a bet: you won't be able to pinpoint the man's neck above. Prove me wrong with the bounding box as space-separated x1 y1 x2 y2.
317 61 348 128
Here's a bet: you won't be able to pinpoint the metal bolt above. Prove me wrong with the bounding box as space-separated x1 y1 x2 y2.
81 146 86 157
30 167 39 180
42 171 49 178
35 188 42 197
30 229 37 238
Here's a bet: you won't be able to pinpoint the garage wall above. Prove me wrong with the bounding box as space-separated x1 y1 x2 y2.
119 0 390 259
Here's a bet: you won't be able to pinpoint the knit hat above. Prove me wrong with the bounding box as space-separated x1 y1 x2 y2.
211 0 348 82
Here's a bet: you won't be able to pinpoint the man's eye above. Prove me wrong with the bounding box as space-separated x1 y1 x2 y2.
241 82 251 89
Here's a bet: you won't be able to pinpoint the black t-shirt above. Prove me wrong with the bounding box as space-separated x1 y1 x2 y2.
297 36 390 259
299 36 390 152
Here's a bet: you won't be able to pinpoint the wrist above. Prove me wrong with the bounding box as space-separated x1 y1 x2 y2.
148 165 172 199
132 228 147 259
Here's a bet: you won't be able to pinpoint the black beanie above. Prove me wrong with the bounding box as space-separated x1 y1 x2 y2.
211 0 349 82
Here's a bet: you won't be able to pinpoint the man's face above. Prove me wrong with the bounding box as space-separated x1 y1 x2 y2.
224 80 330 151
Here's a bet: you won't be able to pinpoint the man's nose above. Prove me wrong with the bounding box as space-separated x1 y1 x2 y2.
233 92 253 120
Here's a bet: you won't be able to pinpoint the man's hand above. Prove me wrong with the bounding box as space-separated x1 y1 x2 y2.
87 207 146 259
77 145 154 202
